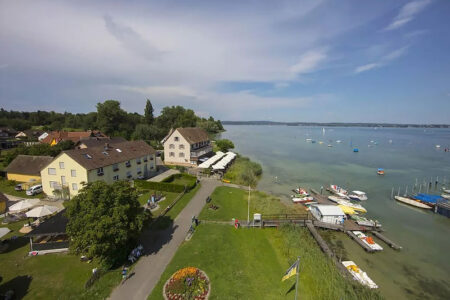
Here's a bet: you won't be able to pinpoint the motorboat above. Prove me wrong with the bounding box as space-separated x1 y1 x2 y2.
353 148 359 152
377 168 385 175
349 191 368 201
442 188 450 194
353 231 383 251
394 196 432 209
327 144 333 147
342 261 378 289
330 185 348 195
441 194 450 200
292 187 309 196
338 205 356 215
292 196 314 203
350 215 381 227
306 138 312 142
336 140 342 143
328 197 367 213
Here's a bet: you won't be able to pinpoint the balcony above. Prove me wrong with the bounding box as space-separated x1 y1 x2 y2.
190 145 213 158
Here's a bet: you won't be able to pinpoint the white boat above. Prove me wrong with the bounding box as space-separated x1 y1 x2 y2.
353 231 383 251
440 194 450 200
350 215 381 227
330 185 348 195
328 196 367 213
436 145 441 148
442 188 450 194
327 144 333 147
293 188 309 196
292 196 314 203
349 191 368 201
306 138 312 142
342 261 378 289
336 140 342 143
394 196 432 209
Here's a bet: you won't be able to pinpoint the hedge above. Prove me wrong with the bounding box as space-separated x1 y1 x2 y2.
161 173 197 191
134 180 185 193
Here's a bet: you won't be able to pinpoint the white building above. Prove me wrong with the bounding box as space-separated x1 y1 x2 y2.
310 205 346 224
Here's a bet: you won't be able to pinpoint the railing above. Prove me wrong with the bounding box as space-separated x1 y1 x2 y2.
190 145 212 158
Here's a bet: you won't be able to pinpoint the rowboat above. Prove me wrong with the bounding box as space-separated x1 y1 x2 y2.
353 231 383 251
349 191 368 201
342 261 378 289
394 196 432 209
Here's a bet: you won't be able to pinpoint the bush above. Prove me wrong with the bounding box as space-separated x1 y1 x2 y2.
162 174 197 191
134 180 185 193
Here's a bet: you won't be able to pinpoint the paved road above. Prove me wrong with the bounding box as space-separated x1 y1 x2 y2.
109 178 220 300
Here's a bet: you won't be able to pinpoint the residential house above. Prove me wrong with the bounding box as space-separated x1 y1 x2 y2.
0 127 17 140
76 136 127 149
38 132 49 141
41 140 156 197
15 129 45 140
6 155 53 182
41 130 107 146
163 127 212 166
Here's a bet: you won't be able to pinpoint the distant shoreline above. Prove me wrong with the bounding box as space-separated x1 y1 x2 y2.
222 121 449 128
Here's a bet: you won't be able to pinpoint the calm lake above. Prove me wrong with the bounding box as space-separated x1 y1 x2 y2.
220 125 450 300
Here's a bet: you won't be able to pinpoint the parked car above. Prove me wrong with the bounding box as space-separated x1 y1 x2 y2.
26 184 43 196
14 184 22 191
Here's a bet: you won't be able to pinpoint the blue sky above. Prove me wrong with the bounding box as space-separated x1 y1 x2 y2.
0 0 449 123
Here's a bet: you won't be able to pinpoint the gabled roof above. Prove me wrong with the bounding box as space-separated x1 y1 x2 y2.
173 127 209 144
6 155 54 176
26 209 68 237
41 130 107 144
76 136 127 149
312 205 345 216
63 140 156 170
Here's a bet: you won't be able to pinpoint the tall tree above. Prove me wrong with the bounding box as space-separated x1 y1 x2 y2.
66 181 145 267
144 99 154 125
96 100 127 135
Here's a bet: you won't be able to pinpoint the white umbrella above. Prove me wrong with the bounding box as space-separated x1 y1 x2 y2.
0 227 11 239
25 205 59 218
8 199 40 212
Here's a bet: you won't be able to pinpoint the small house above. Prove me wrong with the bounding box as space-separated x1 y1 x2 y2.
310 205 346 224
6 155 53 183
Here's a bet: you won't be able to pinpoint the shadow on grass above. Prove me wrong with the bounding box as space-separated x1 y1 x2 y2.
0 275 32 299
285 282 296 295
140 216 178 257
0 236 29 254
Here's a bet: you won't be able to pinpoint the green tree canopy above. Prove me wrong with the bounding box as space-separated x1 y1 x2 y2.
216 139 235 152
96 100 127 135
65 181 145 267
144 99 154 125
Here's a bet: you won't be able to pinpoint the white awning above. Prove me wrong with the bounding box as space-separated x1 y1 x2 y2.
8 199 40 212
211 152 237 170
26 205 59 218
198 151 225 169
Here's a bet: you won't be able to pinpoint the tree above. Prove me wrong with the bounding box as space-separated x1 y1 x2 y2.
216 139 235 152
66 181 145 267
96 100 127 135
144 99 154 125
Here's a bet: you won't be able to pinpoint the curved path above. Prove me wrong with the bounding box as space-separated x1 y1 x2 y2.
109 178 220 300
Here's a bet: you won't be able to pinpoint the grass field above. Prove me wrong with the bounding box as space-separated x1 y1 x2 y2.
199 186 306 221
222 156 262 187
148 186 382 299
0 179 44 199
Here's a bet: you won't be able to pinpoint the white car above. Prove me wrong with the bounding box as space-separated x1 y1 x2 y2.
26 184 43 196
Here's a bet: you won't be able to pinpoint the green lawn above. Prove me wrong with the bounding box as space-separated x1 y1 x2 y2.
138 191 180 213
0 179 44 199
199 186 306 221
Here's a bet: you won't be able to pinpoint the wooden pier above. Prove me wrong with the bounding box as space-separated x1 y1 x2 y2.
372 231 402 250
310 189 335 205
346 231 375 253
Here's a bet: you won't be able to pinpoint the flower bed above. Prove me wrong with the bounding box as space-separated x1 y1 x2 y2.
163 267 210 300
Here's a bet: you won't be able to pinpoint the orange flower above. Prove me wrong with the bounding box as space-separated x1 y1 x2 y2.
172 267 198 281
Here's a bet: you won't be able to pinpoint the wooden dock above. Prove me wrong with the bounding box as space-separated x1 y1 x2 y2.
310 189 335 205
372 231 402 250
346 231 375 253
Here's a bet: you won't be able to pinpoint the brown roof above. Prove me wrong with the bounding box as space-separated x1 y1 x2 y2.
6 155 54 176
0 192 7 204
41 130 107 144
63 140 156 170
176 128 209 144
76 136 127 148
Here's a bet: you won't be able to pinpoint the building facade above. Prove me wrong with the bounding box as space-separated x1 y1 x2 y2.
163 128 212 166
41 140 156 197
6 155 53 183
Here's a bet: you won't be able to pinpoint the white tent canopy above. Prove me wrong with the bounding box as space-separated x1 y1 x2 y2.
212 152 237 170
198 151 225 169
25 205 59 218
0 227 11 239
8 199 40 212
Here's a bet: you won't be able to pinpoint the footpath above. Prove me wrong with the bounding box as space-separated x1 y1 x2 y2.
109 178 220 300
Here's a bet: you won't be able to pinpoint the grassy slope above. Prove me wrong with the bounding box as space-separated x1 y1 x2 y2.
149 186 382 299
222 156 261 187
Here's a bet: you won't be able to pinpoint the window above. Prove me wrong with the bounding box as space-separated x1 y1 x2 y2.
48 168 56 175
113 175 119 181
143 156 148 162
71 169 76 177
137 167 142 174
169 152 175 157
169 144 175 149
59 162 65 169
97 167 104 176
150 155 154 160
126 171 132 178
113 164 119 171
125 160 131 168
61 176 66 185
174 136 179 142
72 183 78 190
136 158 141 164
179 152 185 158
179 144 185 150
49 181 57 188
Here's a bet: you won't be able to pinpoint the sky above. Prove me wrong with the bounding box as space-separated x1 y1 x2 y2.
1 0 449 124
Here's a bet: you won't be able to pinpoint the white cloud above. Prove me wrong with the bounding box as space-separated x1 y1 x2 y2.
385 0 431 31
355 63 379 73
290 49 327 75
354 46 409 74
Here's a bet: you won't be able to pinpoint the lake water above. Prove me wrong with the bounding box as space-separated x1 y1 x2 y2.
220 125 450 300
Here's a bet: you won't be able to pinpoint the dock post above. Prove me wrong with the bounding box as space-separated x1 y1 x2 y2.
320 186 323 195
435 176 438 190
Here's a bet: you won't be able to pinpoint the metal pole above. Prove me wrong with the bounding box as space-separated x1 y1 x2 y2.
405 186 408 196
397 187 400 196
294 257 300 300
247 185 250 225
391 187 394 199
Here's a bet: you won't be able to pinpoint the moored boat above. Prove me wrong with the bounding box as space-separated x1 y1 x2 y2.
350 215 381 227
330 185 348 195
342 261 378 289
349 191 368 201
353 231 383 251
441 194 450 200
394 196 432 209
328 196 367 213
377 168 385 175
292 196 314 203
293 187 309 196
